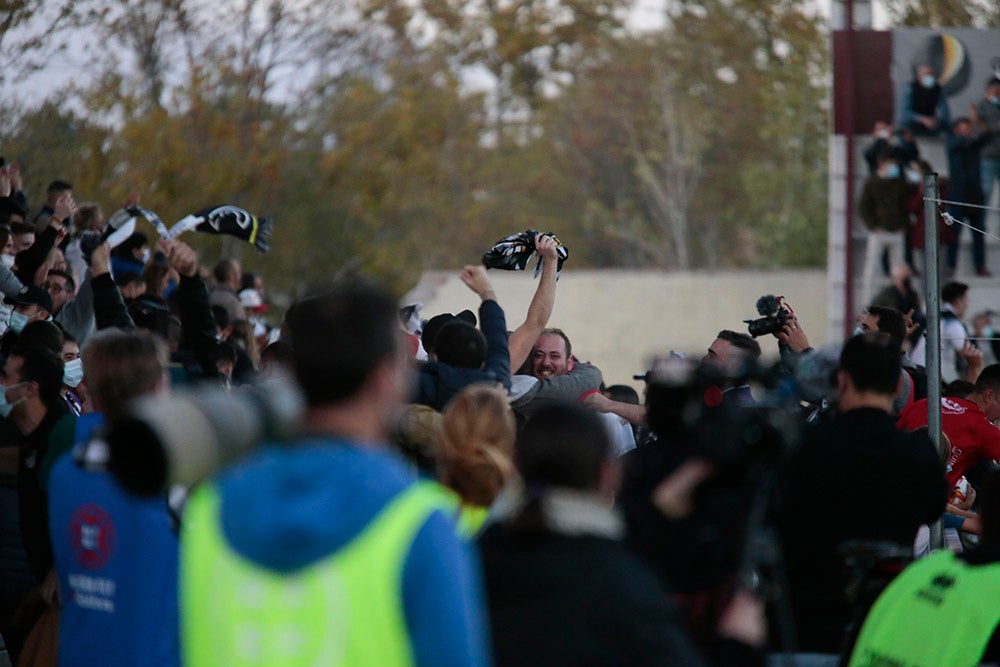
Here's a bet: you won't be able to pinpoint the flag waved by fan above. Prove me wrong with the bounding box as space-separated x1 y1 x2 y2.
128 205 172 239
482 230 568 277
168 205 273 253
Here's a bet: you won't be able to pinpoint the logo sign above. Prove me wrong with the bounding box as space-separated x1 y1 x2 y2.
69 503 117 570
206 206 253 232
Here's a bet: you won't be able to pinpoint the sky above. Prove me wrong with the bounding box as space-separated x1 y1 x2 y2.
7 0 893 107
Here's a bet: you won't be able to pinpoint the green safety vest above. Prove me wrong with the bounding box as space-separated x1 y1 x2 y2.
457 504 489 539
849 550 1000 667
181 481 450 667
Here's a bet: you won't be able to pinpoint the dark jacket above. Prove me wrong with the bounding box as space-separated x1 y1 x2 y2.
480 491 722 667
859 176 913 233
18 403 69 581
776 407 947 652
176 273 223 381
92 273 134 331
947 130 991 202
415 299 510 410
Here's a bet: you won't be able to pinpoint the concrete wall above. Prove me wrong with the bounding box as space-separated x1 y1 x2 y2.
407 269 829 391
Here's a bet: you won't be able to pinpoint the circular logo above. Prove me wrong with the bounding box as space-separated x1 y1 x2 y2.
68 503 117 570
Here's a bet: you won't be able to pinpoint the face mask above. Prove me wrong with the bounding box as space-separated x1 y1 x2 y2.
0 383 26 418
983 326 995 339
140 248 152 264
852 326 865 336
921 74 936 88
9 311 29 335
875 128 891 140
0 254 14 270
905 169 921 184
989 96 1000 106
884 164 900 179
63 358 84 388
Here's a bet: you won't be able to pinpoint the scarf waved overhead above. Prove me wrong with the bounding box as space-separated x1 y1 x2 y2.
482 230 568 277
168 205 273 253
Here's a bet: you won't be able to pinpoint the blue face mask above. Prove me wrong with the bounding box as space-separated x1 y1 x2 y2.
990 96 1000 106
905 169 922 184
8 311 29 335
884 164 901 179
921 74 936 88
0 383 26 418
62 358 84 388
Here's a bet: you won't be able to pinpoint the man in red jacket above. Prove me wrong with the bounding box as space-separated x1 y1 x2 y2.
898 363 1000 486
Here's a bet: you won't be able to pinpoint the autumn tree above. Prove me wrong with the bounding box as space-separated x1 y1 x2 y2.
881 0 1000 28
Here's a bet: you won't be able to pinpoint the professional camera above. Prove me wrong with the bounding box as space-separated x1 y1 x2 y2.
106 373 305 496
619 355 801 634
643 356 799 473
744 294 792 338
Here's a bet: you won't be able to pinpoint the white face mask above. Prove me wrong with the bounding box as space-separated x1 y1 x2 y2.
0 382 26 418
62 358 84 388
8 311 29 335
140 248 152 265
853 326 865 336
1 254 14 270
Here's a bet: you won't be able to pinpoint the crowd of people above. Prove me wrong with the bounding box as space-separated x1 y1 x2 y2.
0 155 998 667
859 68 1000 305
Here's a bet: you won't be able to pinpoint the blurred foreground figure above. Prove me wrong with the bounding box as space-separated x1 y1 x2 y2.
182 278 488 666
48 330 178 666
479 402 764 666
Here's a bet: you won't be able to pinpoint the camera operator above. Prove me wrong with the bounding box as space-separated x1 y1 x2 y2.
180 278 488 666
480 402 766 666
775 333 947 654
584 331 762 432
617 351 778 655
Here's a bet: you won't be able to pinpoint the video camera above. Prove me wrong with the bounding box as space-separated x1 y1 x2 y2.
107 374 305 496
619 355 802 614
643 356 799 474
744 294 792 339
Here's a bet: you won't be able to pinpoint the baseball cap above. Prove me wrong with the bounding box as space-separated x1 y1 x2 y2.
5 284 53 314
421 310 477 353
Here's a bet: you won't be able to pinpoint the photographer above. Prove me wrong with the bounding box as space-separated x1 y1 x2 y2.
180 278 488 666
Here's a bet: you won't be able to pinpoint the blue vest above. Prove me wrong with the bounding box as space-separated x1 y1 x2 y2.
47 413 179 667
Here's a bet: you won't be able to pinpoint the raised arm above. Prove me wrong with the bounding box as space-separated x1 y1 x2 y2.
507 234 559 371
460 265 511 390
89 242 134 331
